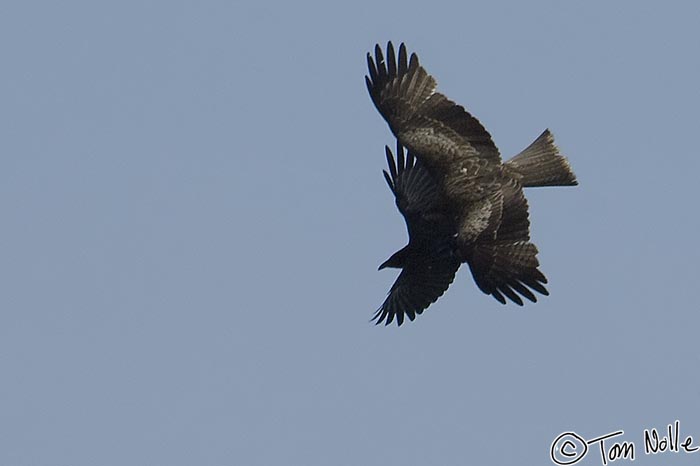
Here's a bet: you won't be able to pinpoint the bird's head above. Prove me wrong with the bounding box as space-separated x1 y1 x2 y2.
378 245 411 270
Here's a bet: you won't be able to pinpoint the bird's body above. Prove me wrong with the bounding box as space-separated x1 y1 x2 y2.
367 42 578 326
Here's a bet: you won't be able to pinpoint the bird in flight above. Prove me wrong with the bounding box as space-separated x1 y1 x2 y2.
367 42 578 326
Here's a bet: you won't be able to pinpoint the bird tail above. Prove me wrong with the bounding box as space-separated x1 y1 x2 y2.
505 129 578 187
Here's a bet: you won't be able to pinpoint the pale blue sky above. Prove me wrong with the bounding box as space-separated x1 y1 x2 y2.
2 1 700 465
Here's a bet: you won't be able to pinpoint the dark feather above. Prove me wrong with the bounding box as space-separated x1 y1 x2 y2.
375 141 460 326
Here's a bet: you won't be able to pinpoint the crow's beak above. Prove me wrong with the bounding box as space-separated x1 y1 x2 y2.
378 259 390 270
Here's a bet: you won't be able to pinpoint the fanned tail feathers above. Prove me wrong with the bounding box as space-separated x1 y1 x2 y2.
506 129 578 187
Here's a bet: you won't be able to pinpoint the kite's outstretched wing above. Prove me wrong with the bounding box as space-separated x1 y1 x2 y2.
366 41 502 174
466 182 549 305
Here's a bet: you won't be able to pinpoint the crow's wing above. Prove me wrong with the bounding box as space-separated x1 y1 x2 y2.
366 42 502 176
382 143 448 242
375 142 460 326
374 244 460 326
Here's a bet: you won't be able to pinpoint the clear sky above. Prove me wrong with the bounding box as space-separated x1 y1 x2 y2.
2 1 699 465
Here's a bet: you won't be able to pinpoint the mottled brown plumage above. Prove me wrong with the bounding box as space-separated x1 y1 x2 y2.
368 42 578 325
